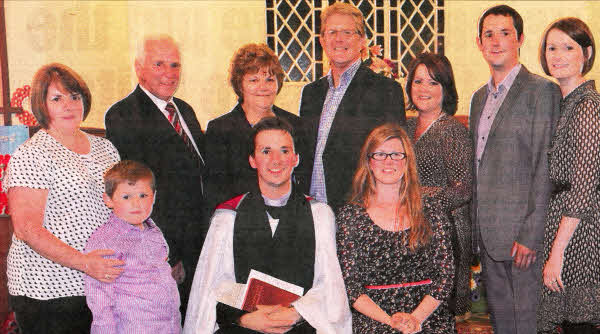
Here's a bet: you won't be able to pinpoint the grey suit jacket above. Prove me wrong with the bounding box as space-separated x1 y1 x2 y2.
469 65 560 261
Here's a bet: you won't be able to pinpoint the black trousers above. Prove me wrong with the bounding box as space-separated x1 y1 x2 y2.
9 295 92 334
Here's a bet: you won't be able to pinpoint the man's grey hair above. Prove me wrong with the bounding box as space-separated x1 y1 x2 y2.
135 34 180 63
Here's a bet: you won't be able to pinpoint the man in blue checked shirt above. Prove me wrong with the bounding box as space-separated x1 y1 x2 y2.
298 2 406 211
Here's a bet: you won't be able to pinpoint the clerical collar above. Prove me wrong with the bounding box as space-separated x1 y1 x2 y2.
262 188 292 207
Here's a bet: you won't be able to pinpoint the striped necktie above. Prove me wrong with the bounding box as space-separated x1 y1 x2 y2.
166 102 184 138
165 101 204 195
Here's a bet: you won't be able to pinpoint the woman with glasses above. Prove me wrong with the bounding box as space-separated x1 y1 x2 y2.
405 52 473 320
336 123 455 333
205 43 307 211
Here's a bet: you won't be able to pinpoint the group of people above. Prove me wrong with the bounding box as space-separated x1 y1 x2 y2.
2 1 599 334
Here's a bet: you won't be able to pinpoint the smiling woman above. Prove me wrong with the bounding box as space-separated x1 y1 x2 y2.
204 43 308 211
405 52 473 319
537 17 600 334
337 123 456 333
3 63 123 333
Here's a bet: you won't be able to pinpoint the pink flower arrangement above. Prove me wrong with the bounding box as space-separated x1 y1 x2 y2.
362 44 400 79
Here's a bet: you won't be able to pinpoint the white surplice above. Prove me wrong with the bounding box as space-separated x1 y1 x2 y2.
183 199 352 334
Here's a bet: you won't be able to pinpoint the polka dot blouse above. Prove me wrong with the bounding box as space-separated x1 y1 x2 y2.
3 130 120 300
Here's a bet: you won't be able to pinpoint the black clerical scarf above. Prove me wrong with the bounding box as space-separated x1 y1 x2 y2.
232 186 316 292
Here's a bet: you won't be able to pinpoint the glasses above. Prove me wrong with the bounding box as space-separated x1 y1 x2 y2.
368 152 407 161
324 29 359 39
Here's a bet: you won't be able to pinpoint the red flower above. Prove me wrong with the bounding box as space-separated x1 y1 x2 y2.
369 44 383 57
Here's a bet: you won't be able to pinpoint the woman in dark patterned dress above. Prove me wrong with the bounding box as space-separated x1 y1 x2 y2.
405 52 473 319
337 123 455 333
537 18 600 333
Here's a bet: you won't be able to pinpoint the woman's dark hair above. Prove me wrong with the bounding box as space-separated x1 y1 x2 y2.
248 116 296 156
229 43 285 103
406 52 458 115
31 63 91 129
540 17 595 76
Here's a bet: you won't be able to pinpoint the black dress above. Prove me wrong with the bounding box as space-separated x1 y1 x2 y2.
336 199 455 333
204 104 308 210
407 114 473 315
537 81 600 332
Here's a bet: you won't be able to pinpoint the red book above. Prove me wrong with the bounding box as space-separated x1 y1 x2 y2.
241 278 302 312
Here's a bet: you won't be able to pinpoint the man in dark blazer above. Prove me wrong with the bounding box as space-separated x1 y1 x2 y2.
104 34 206 315
299 2 406 211
469 6 560 333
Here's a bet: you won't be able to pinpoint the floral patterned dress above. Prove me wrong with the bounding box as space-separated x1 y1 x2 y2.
407 114 473 315
336 199 455 333
537 81 600 332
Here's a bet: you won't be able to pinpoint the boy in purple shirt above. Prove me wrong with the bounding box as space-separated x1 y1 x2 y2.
85 160 181 333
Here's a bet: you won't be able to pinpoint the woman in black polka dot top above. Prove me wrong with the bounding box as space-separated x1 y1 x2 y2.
3 63 122 333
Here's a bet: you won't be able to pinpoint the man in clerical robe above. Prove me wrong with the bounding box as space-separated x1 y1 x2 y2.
183 117 352 334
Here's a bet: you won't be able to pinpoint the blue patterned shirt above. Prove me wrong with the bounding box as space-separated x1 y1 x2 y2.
309 60 362 203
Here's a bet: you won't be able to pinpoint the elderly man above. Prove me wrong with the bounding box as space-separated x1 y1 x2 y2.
104 34 207 315
469 5 560 333
299 2 406 211
184 117 352 334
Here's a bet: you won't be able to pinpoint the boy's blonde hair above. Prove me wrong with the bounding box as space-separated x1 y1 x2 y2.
104 160 156 198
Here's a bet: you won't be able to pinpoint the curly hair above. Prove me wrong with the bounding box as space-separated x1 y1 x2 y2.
229 43 284 103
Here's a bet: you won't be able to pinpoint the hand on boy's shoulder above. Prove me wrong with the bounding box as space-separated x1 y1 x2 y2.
171 260 185 284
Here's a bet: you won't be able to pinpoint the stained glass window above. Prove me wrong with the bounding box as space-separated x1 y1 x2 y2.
266 0 445 82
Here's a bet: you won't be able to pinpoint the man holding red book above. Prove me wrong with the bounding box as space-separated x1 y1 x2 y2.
183 117 351 334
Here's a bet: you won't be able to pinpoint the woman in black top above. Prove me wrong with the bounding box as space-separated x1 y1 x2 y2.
205 43 306 210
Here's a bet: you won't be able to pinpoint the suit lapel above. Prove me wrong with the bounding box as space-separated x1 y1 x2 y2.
470 87 488 137
487 66 528 140
135 87 205 166
134 86 174 129
309 78 330 133
325 65 368 152
174 99 205 166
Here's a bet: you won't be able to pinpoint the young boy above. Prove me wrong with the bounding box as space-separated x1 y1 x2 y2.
85 160 181 333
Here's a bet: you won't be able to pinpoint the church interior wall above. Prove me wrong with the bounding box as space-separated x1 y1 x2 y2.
3 0 600 129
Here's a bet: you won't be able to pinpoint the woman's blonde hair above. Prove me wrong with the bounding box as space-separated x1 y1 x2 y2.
350 123 431 249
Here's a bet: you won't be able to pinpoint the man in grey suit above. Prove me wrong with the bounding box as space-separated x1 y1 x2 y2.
469 5 560 333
